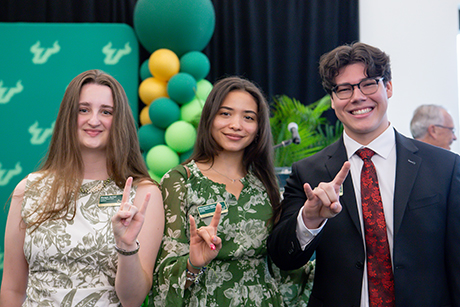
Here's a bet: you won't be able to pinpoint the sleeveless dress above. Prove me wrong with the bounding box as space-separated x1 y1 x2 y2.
150 161 314 307
21 173 135 307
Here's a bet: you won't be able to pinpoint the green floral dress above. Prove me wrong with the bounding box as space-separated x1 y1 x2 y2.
21 173 135 307
150 161 313 307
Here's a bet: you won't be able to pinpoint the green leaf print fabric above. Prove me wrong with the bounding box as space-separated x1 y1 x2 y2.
21 173 136 307
150 161 313 307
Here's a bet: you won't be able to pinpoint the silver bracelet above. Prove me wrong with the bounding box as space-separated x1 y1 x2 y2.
186 267 206 284
115 240 140 256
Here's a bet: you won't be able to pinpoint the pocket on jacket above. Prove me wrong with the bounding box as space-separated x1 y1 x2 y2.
408 194 440 210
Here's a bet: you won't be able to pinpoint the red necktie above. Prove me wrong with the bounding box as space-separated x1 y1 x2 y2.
356 148 395 307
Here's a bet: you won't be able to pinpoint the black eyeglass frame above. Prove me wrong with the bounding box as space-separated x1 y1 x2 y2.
331 77 385 100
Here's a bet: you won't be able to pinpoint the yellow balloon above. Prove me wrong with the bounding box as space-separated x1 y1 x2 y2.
138 77 168 105
139 105 152 125
149 49 180 81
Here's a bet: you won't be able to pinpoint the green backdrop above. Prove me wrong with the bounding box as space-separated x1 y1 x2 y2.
0 23 139 285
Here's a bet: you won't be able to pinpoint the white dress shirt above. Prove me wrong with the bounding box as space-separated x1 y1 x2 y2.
295 125 396 307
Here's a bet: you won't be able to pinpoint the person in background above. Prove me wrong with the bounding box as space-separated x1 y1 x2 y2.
0 69 164 307
410 104 457 150
268 42 460 307
151 76 312 307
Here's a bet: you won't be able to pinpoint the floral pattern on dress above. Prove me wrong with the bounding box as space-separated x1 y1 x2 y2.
150 161 313 307
21 173 136 307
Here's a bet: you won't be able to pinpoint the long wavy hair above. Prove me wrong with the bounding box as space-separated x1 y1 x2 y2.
187 76 280 223
28 69 152 230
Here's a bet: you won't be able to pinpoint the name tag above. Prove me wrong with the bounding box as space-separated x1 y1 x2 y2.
197 201 228 218
99 194 123 207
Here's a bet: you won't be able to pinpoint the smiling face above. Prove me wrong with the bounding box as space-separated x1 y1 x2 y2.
211 90 259 155
331 63 393 145
77 83 114 153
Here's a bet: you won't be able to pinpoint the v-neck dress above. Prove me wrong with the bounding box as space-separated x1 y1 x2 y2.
150 161 313 307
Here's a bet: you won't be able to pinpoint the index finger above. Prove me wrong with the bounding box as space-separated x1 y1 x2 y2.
331 161 350 187
209 203 222 229
121 177 133 204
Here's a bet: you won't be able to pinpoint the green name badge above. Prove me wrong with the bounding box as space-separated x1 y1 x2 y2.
197 201 229 218
99 194 123 207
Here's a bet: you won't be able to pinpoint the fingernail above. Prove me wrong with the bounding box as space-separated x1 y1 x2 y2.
210 243 216 250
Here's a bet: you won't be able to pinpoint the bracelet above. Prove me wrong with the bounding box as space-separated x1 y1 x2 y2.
115 240 140 256
188 257 202 270
186 267 206 284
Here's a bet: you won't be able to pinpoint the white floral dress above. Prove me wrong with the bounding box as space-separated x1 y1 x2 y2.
150 161 313 307
21 173 135 307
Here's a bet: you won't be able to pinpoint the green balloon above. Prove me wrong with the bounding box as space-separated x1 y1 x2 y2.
133 0 215 56
180 51 210 81
138 123 165 152
148 169 163 184
167 73 197 105
140 59 152 80
146 144 180 178
149 97 180 129
180 148 194 163
165 121 197 153
196 79 213 101
180 97 203 124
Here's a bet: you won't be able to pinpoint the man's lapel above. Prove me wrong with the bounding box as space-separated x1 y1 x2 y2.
324 138 361 234
393 131 421 236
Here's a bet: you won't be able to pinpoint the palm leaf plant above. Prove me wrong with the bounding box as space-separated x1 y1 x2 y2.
270 94 343 167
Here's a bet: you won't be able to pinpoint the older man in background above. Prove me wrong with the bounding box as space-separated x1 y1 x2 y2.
410 104 457 150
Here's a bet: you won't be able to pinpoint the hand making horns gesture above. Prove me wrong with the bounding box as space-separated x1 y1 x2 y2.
111 177 150 249
189 203 223 268
302 161 351 228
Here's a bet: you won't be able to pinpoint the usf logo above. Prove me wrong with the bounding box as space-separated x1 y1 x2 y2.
102 42 132 65
29 121 55 145
0 80 23 104
30 41 61 64
0 162 22 186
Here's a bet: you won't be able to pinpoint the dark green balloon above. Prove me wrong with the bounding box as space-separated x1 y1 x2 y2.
138 123 165 152
134 0 215 57
180 51 210 81
149 97 180 129
140 59 153 81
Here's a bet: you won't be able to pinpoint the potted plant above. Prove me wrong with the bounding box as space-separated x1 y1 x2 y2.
270 94 343 188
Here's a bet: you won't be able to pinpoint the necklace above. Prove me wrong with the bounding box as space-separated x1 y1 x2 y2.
211 167 242 183
80 177 112 194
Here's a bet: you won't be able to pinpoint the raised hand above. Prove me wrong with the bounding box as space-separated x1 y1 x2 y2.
111 177 150 250
301 161 350 229
189 203 223 268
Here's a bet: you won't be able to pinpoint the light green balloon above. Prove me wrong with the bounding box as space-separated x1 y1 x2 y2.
146 144 180 177
165 121 197 153
180 97 203 124
148 170 163 184
196 79 213 101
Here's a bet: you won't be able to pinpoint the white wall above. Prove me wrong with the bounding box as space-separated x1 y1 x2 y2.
360 0 460 153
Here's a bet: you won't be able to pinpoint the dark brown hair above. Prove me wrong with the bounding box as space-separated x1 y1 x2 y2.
187 76 280 220
319 42 392 95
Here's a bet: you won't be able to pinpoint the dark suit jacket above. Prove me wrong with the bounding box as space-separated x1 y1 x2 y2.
267 130 460 307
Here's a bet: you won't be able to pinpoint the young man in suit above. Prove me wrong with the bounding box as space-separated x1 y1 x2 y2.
268 42 460 307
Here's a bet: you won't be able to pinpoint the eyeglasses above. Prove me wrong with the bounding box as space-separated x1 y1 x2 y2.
332 77 385 100
434 125 456 134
